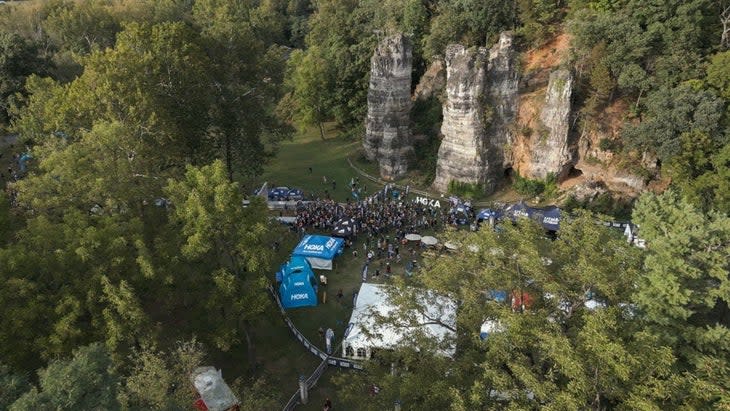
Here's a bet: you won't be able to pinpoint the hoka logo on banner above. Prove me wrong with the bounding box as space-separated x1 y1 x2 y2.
291 293 309 300
514 210 529 218
543 217 559 225
414 196 441 208
304 244 324 251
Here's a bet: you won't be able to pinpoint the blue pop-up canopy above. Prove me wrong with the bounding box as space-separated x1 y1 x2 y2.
292 235 344 270
477 208 502 221
279 263 318 309
504 202 561 231
533 206 561 231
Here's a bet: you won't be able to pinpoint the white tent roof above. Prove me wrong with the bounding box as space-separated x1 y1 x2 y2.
343 283 456 358
421 236 438 245
191 367 238 411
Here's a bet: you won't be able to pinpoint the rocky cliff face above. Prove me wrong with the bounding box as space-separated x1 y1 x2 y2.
432 33 519 193
413 58 445 102
527 69 573 179
483 32 519 192
432 44 489 192
423 31 647 198
363 34 413 179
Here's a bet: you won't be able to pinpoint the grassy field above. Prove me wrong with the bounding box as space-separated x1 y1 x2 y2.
258 126 441 409
261 124 381 203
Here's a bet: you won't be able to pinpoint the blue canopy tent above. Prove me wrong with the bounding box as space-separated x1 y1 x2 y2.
504 202 561 231
476 208 503 223
291 235 344 270
279 257 318 309
504 201 531 221
268 186 290 200
287 188 304 200
450 205 471 225
532 206 561 231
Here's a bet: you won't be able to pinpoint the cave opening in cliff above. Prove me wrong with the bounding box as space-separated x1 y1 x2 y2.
567 166 583 179
504 167 514 180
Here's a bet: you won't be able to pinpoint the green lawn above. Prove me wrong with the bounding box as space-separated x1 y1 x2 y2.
261 124 380 203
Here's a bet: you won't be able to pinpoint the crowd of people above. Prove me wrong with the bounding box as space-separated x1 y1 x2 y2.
294 187 447 241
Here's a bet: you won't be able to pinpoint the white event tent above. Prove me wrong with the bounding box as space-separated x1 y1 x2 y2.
342 283 456 359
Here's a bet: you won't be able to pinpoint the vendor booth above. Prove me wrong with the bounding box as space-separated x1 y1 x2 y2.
342 283 456 359
292 235 344 270
278 257 318 309
503 201 561 231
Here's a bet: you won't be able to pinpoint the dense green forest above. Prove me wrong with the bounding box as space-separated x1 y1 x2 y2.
0 0 728 409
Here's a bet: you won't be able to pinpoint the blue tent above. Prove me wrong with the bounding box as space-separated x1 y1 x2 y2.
533 206 561 231
292 235 344 270
287 188 304 200
268 186 290 200
477 208 502 221
504 201 531 221
279 257 318 309
504 202 561 231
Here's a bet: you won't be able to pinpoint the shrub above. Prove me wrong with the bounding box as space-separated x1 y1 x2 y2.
448 180 483 199
513 172 558 199
513 174 545 197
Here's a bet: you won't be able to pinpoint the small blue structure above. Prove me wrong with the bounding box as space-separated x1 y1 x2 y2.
486 290 508 303
476 208 501 221
279 256 318 309
479 320 503 341
292 235 344 270
18 153 32 172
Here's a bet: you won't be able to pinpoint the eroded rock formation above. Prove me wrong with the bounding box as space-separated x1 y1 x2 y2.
413 58 445 102
432 33 519 193
432 44 489 192
363 33 413 179
526 69 573 179
483 32 519 192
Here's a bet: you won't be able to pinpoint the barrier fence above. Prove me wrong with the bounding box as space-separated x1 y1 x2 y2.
268 285 364 369
267 285 364 410
346 158 435 199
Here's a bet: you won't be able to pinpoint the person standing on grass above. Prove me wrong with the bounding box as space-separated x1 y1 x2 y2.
325 328 334 354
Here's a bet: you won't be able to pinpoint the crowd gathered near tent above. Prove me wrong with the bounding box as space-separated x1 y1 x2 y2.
292 189 475 241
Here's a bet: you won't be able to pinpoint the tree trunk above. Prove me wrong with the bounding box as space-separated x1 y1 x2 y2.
318 122 326 141
634 89 643 112
242 320 256 370
225 134 234 182
721 4 730 50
